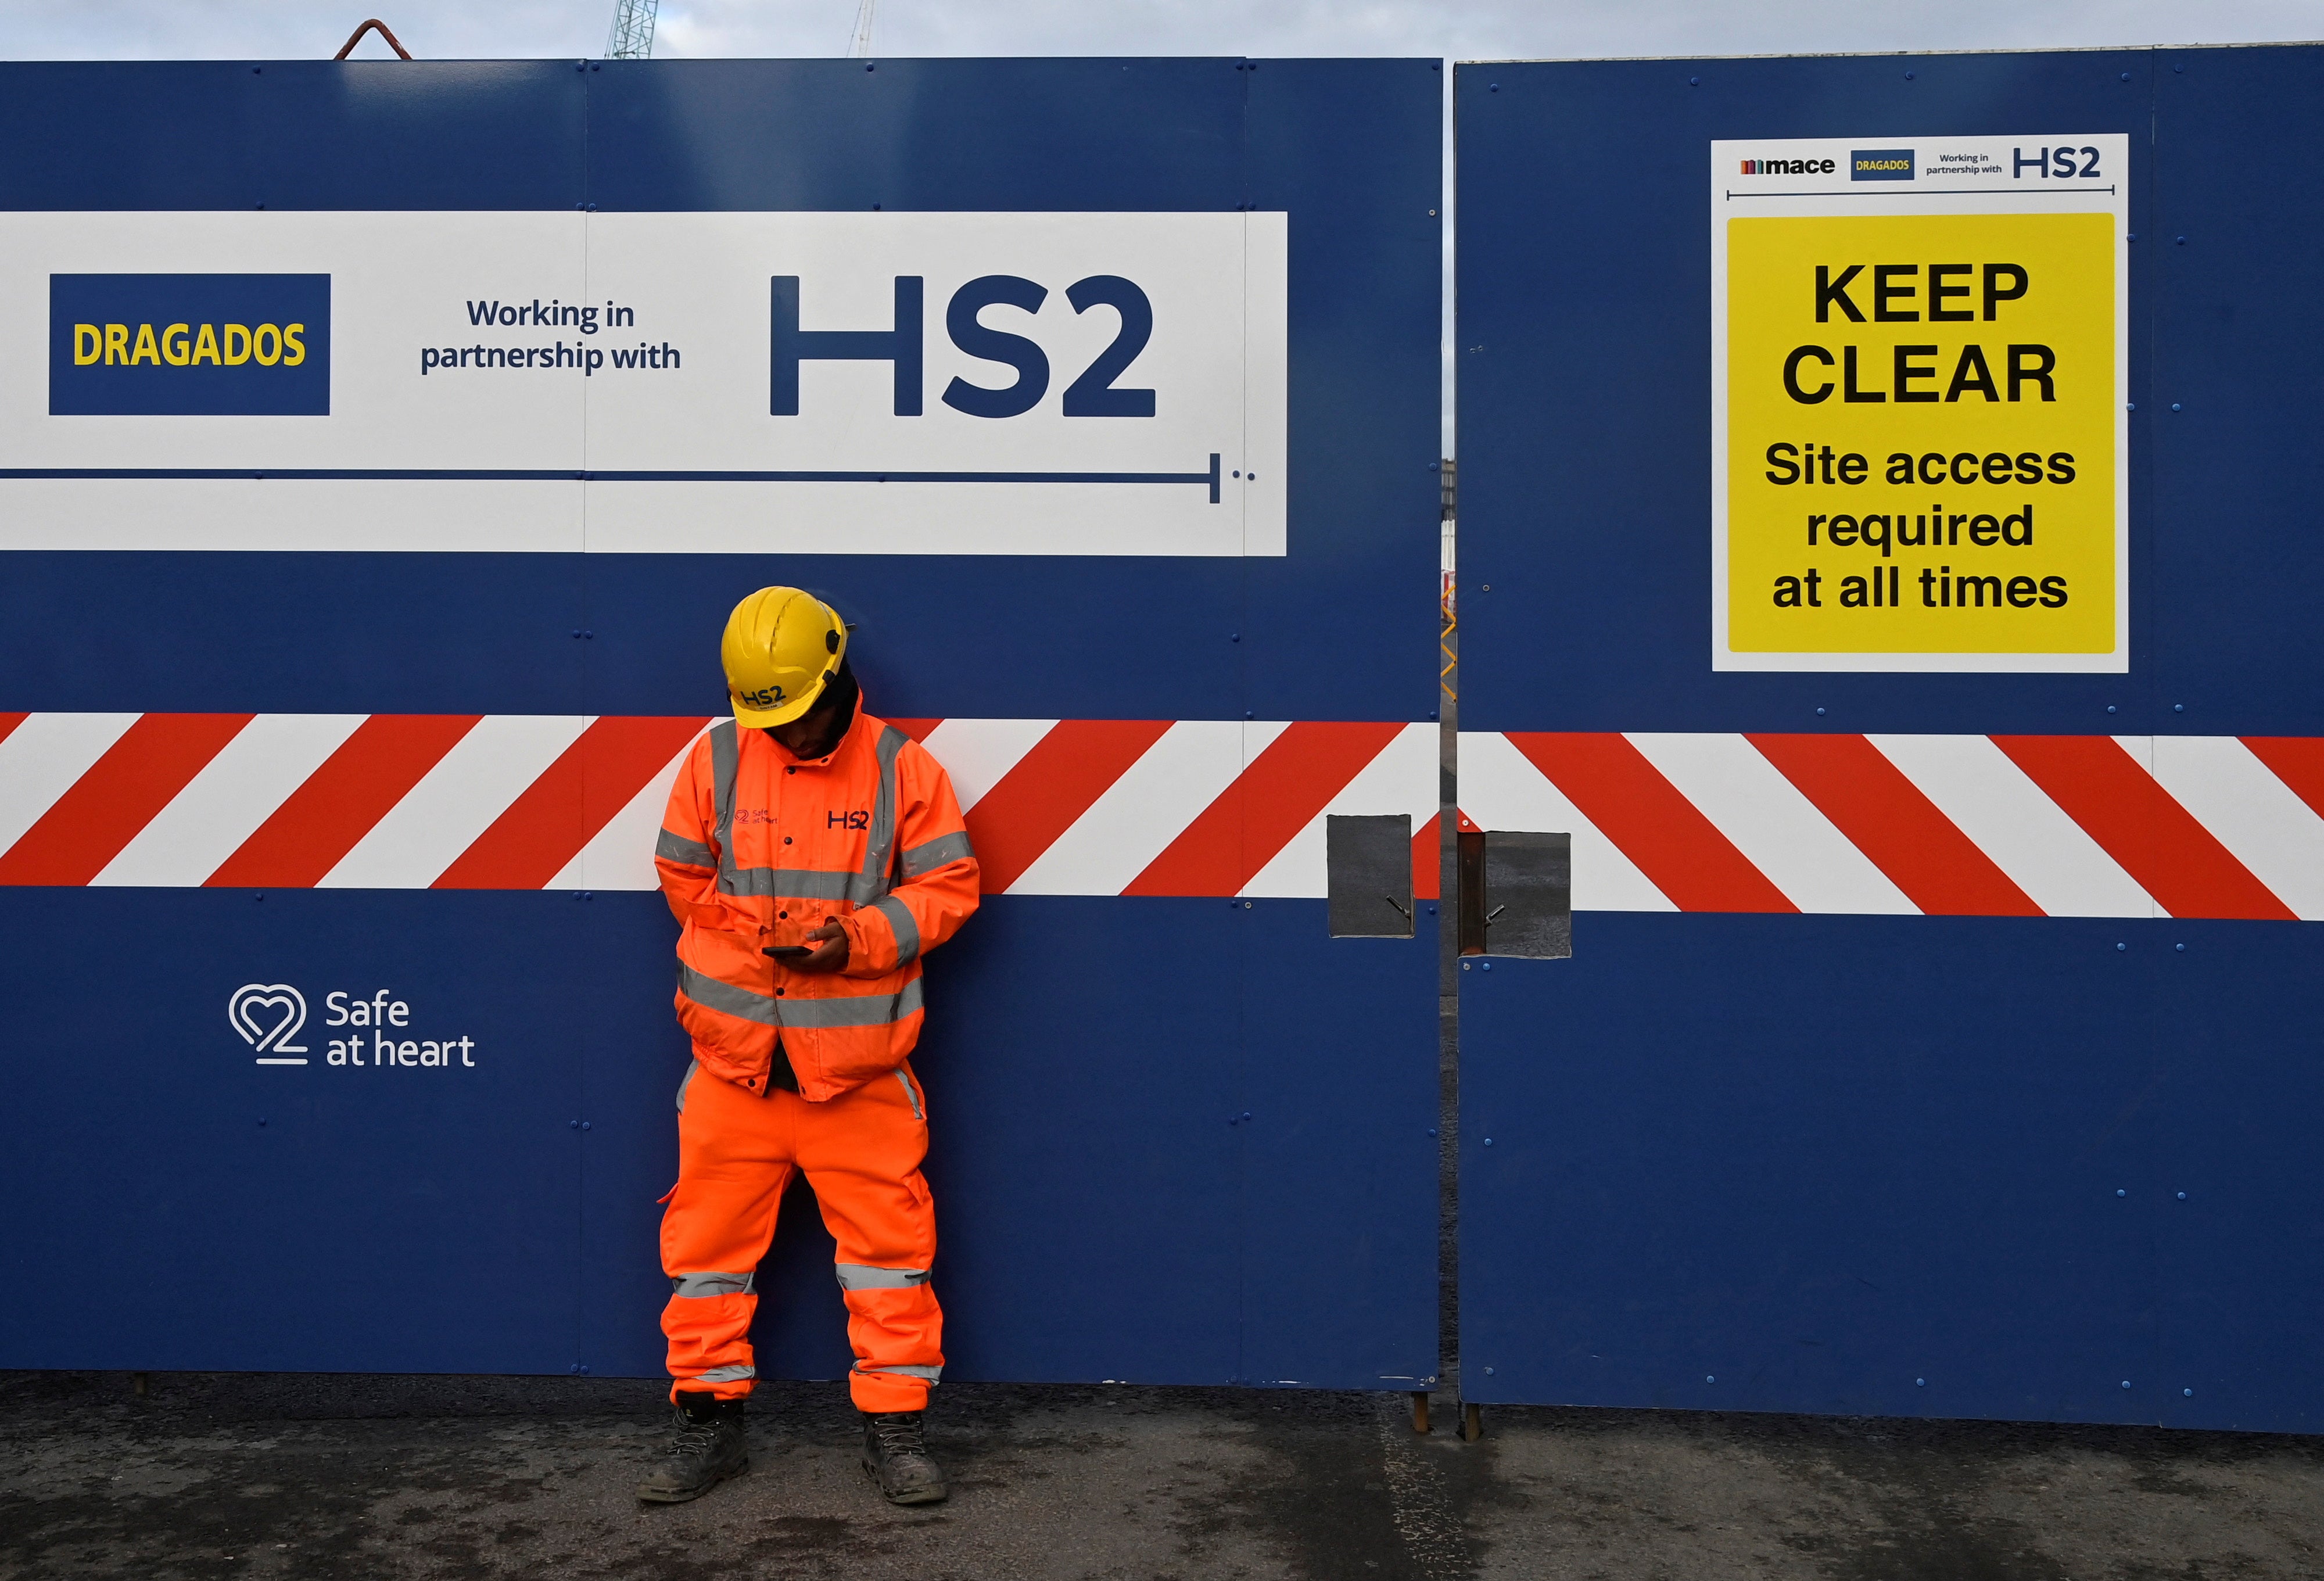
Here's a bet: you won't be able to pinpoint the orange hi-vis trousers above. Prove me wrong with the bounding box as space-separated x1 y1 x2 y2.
660 1055 943 1414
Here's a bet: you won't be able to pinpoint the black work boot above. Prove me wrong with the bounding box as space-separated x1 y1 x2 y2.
860 1410 948 1504
637 1392 748 1503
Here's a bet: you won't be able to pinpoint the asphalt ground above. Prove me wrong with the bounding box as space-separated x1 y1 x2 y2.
6 1368 2324 1579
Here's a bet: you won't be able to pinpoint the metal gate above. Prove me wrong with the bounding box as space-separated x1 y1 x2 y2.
1454 45 2324 1431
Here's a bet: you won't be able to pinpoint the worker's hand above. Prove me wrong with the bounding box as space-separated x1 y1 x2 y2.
792 919 851 974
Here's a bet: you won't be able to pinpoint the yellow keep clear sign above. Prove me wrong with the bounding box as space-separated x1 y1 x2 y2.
1711 137 2128 672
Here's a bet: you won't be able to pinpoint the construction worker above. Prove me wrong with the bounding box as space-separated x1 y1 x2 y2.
636 587 979 1507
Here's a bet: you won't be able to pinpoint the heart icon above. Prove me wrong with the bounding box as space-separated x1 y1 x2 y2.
228 983 309 1055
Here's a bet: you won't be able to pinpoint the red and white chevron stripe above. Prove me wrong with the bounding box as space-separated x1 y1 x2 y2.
1459 731 2324 921
0 713 1438 899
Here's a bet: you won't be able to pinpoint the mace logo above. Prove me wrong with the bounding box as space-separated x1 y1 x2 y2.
50 273 331 415
229 983 311 1064
1738 157 1837 176
1851 148 1916 181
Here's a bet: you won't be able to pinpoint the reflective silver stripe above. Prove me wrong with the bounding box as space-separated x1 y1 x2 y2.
776 978 924 1030
679 962 921 1031
657 827 717 868
675 1059 700 1113
869 894 920 966
900 830 974 877
676 960 780 1026
862 726 905 895
854 1363 942 1381
720 866 890 903
835 1263 931 1291
671 1271 754 1298
893 1068 923 1121
709 720 741 894
694 1364 756 1382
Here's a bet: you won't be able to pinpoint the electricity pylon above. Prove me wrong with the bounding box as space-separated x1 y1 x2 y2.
607 0 658 59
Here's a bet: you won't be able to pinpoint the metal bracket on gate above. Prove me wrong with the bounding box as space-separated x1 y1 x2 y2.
1458 829 1571 960
1326 813 1415 937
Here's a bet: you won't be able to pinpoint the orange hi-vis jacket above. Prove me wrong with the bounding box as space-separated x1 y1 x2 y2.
655 704 979 1102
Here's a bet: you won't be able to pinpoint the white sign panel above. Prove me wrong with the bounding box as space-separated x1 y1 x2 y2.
0 210 1286 557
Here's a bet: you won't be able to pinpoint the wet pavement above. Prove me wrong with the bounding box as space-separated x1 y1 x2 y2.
5 1368 2323 1579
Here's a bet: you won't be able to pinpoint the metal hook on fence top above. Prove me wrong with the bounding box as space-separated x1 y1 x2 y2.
334 19 413 59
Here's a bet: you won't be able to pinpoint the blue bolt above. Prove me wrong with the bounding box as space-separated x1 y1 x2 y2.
1816 707 1826 716
570 1120 580 1129
2175 943 2185 952
581 1121 592 1131
2117 942 2127 951
2183 1387 2194 1396
1688 76 1699 85
1706 1374 1716 1383
2128 234 2138 242
1480 960 1492 971
1229 632 1240 642
1483 1137 1493 1146
1903 70 1914 80
1427 1128 1439 1138
2121 1379 2132 1389
2117 1188 2126 1197
1242 1112 1251 1121
1489 82 1499 91
2107 704 2118 714
258 1118 267 1127
2175 235 2186 245
2120 71 2131 80
579 1365 590 1375
2173 703 2185 712
1426 904 1438 915
1484 1366 1495 1375
1916 1378 1926 1387
2171 403 2182 413
2177 1191 2187 1200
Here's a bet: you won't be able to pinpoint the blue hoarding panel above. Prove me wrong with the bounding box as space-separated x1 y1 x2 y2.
1461 915 2158 1419
2153 922 2324 1433
0 58 1441 1393
2148 47 2324 732
1455 50 2156 736
0 890 586 1374
1457 46 2324 1429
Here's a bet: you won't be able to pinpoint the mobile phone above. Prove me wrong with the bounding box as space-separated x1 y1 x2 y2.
762 945 812 959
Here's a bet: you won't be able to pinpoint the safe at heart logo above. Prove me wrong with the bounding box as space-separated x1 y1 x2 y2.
228 983 310 1060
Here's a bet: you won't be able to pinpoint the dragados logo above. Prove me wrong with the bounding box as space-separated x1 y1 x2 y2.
49 273 330 415
229 983 311 1064
1851 149 1916 181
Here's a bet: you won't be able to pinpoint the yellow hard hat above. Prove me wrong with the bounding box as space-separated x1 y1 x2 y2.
720 587 848 727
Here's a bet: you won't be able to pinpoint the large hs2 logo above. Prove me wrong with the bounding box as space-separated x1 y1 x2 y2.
228 983 311 1064
772 275 1156 418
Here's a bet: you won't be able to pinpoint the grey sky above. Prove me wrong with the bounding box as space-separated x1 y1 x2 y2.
1 2 2315 62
